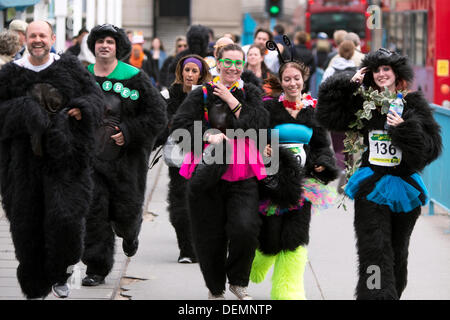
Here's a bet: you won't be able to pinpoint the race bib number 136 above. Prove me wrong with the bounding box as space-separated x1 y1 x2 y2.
368 130 402 167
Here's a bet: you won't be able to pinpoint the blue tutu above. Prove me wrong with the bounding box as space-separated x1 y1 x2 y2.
345 167 429 213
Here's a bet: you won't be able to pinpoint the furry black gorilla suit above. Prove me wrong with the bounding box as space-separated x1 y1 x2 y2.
0 54 103 299
168 25 212 76
159 83 197 261
316 70 442 299
81 64 168 279
171 81 269 295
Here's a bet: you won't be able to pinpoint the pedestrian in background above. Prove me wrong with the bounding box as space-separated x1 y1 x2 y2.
8 19 28 60
150 37 167 88
160 35 187 89
242 28 279 74
65 27 89 57
288 31 316 92
209 36 234 77
0 30 21 68
322 40 356 83
325 29 347 69
244 44 272 82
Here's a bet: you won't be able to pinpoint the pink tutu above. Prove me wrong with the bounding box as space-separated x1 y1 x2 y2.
179 138 267 182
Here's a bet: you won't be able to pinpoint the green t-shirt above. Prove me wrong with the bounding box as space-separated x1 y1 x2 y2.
87 60 140 80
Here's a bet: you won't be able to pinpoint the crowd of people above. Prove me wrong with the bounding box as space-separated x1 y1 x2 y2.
0 19 442 301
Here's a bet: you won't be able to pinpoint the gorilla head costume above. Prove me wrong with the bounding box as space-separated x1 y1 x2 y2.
186 24 210 57
87 24 131 60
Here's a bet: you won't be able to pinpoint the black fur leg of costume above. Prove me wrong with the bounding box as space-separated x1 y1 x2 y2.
168 167 196 259
259 201 312 255
42 169 92 285
391 207 420 298
82 174 115 277
187 178 261 295
354 197 419 299
354 198 397 299
4 154 50 298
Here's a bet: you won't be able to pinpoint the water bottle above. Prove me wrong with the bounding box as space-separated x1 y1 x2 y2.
384 93 404 130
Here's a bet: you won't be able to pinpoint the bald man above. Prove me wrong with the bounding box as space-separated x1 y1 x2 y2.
0 20 104 299
210 36 234 76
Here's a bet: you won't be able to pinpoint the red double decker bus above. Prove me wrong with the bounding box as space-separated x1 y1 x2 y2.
382 0 450 105
305 0 372 53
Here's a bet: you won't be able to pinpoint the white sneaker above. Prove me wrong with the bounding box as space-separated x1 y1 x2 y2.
229 285 253 300
208 291 225 300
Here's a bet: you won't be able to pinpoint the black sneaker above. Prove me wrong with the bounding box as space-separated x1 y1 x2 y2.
81 274 105 287
122 238 139 257
52 283 70 298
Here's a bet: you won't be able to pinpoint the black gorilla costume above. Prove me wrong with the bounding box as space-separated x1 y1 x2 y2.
168 25 212 77
0 54 103 299
161 83 197 262
81 25 167 283
316 49 442 299
258 98 338 255
171 79 269 296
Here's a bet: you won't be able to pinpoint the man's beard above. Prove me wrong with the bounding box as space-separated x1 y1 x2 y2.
28 44 50 61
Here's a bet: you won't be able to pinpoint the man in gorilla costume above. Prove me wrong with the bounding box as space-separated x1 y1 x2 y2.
81 24 167 286
0 20 103 299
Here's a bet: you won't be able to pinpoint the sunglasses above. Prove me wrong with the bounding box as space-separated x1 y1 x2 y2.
218 58 245 70
177 44 188 48
377 48 397 57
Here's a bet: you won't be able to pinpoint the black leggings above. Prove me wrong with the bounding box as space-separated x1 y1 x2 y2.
188 178 262 295
167 166 195 259
354 197 420 300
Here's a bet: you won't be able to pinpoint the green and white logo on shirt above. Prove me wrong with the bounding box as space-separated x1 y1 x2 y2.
102 81 113 91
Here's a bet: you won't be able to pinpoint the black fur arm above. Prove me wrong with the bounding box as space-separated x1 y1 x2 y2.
0 96 49 140
388 91 442 171
306 117 339 184
316 73 364 131
118 72 168 150
229 84 269 131
170 87 206 156
61 55 104 128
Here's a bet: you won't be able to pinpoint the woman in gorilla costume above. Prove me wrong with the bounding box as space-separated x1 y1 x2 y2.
160 54 211 263
0 54 103 299
316 48 442 299
171 44 269 299
81 24 167 286
250 38 338 300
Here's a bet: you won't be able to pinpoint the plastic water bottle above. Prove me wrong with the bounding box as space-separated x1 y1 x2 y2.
385 93 404 129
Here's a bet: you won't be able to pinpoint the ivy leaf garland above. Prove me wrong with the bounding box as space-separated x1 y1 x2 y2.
337 86 407 210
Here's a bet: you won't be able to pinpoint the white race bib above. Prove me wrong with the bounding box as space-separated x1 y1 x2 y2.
368 130 402 167
282 143 306 167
